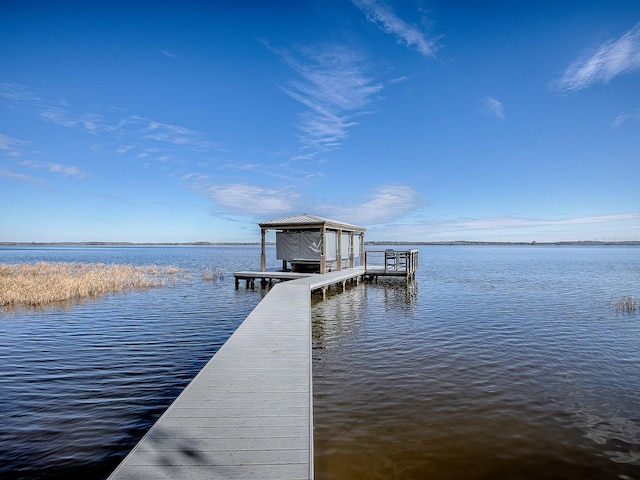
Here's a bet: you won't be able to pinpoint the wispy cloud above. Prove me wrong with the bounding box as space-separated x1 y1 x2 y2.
115 144 138 155
1 84 109 137
20 160 87 178
376 212 640 241
38 106 216 151
388 75 411 85
189 180 420 225
160 49 178 58
449 213 640 230
180 172 211 182
218 161 261 171
39 105 105 133
351 0 440 58
0 84 221 164
318 184 421 225
556 22 640 93
0 82 41 102
0 168 36 182
197 183 300 216
267 42 383 151
142 120 216 150
613 107 640 127
407 213 640 240
480 96 505 120
0 133 28 153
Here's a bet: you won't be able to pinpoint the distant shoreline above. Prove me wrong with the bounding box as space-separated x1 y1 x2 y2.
1 240 639 247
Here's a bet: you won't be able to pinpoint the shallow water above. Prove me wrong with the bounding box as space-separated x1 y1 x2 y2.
312 246 640 479
1 245 639 479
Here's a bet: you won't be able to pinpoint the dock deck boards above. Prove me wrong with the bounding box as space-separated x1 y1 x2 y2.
234 267 364 290
108 281 313 480
108 268 365 480
298 267 364 290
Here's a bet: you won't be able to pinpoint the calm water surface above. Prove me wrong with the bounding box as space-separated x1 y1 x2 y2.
0 245 267 479
1 245 639 479
313 246 640 479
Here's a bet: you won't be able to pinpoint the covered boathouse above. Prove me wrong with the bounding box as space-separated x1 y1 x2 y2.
258 213 366 274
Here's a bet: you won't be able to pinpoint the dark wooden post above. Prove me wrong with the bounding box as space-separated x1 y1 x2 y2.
260 228 266 272
349 231 355 268
320 226 326 274
336 229 342 271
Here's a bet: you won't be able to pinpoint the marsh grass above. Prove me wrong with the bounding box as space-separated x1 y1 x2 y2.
0 262 181 308
613 295 638 314
201 267 226 282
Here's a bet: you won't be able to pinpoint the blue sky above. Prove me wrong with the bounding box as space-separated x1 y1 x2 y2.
1 0 639 243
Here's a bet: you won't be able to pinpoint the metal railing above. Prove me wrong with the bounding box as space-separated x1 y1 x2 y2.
364 249 419 276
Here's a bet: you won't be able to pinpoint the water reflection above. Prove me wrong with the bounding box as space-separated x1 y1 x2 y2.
312 284 367 351
368 278 419 307
312 246 640 480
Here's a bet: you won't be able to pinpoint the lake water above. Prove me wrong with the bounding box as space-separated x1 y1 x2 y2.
1 245 639 479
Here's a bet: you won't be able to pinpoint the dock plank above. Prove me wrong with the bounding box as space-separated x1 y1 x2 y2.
108 282 313 480
111 464 310 480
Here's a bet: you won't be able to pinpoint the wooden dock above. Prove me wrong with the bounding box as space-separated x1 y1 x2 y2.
233 270 309 289
233 267 365 294
108 267 364 480
364 249 419 281
233 249 419 289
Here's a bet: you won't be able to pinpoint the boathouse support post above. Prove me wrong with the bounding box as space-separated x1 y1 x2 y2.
349 231 355 268
337 229 342 271
260 228 267 272
320 226 326 274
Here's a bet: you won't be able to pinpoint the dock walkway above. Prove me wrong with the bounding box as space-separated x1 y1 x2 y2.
233 267 364 290
108 267 364 480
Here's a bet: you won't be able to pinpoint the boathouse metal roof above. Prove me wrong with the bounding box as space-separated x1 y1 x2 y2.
259 213 366 232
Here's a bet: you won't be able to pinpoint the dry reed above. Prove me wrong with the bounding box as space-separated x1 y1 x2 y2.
613 296 638 314
0 262 180 308
201 267 225 282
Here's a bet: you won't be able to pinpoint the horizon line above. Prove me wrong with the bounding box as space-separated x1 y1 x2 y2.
1 240 639 247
